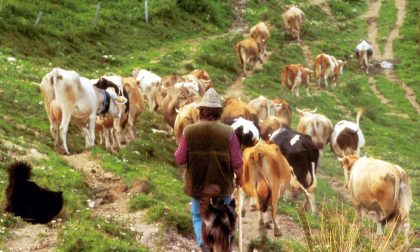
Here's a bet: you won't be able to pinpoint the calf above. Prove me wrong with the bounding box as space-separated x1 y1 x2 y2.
250 21 271 61
281 64 313 97
341 155 412 245
296 108 333 150
355 40 373 74
189 69 212 90
282 5 305 41
248 96 279 122
331 109 365 157
241 141 292 236
161 85 192 132
270 127 319 213
235 38 261 77
132 69 161 111
314 53 344 88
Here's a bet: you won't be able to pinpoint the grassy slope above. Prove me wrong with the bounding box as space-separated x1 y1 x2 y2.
0 0 233 250
0 0 418 250
377 0 398 52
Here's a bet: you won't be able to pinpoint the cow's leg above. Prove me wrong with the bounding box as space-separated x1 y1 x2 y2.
51 122 60 149
128 113 135 141
112 117 122 150
59 111 71 155
87 114 96 148
271 204 281 237
306 86 311 97
98 130 103 145
375 210 384 235
324 74 329 88
306 192 317 214
103 127 111 151
82 127 91 148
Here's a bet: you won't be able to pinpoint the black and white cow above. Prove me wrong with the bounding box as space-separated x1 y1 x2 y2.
230 117 260 150
270 126 319 213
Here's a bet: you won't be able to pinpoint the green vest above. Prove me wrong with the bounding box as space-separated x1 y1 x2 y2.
183 121 234 197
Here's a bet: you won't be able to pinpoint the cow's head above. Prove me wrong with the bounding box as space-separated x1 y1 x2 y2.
340 155 359 186
337 60 344 75
296 107 317 117
94 78 120 94
202 198 237 252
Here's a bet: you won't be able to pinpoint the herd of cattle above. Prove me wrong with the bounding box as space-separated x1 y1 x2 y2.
38 4 411 247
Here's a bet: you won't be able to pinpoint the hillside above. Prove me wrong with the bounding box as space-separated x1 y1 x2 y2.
0 0 419 251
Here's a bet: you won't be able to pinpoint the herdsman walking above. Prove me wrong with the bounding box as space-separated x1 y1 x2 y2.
174 88 243 251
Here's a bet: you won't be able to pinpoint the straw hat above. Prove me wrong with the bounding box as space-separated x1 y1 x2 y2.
198 88 222 108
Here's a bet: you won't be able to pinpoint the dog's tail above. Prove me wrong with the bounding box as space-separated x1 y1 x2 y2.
8 161 32 183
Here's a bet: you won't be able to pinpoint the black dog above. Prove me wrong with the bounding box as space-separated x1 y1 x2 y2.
5 161 63 224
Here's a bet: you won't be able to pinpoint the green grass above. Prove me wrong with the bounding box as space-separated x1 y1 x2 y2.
377 0 398 53
394 0 420 104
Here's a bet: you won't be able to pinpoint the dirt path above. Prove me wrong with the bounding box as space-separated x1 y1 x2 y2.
64 152 199 252
364 0 420 114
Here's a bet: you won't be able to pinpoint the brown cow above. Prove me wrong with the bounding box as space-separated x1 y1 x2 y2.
282 6 305 41
161 86 192 132
241 141 292 236
281 64 313 97
120 77 146 143
296 108 333 150
341 155 412 246
221 97 259 130
156 74 186 111
250 21 271 61
235 38 261 77
260 116 289 141
272 98 292 125
173 101 200 144
189 69 212 90
314 53 344 88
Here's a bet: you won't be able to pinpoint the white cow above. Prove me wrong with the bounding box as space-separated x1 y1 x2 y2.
51 68 98 155
132 69 161 111
355 40 373 74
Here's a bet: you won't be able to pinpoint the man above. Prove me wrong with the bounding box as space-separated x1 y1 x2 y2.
174 88 243 250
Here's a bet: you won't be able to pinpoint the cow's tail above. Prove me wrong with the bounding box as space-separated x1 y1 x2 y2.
236 44 244 69
362 50 368 69
381 168 412 225
252 151 271 212
311 120 323 149
356 108 363 128
281 67 287 87
307 161 318 193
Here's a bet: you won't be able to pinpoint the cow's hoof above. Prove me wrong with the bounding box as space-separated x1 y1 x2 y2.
265 222 272 229
241 209 246 217
250 204 258 211
274 229 282 237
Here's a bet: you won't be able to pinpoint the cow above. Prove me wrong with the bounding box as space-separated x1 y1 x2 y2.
132 69 161 111
120 77 146 143
355 40 373 74
281 64 313 97
331 109 365 157
340 155 412 245
270 127 319 213
241 141 292 236
282 5 305 41
40 71 94 152
248 96 277 122
250 21 271 61
296 108 333 150
230 117 260 150
174 80 203 98
221 97 259 131
272 98 292 125
93 78 128 150
173 101 200 144
314 53 344 88
189 69 212 91
161 85 192 132
260 116 289 141
155 74 186 112
50 68 98 155
235 38 261 77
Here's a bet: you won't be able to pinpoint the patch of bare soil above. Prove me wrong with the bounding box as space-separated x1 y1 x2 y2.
4 224 59 252
363 0 382 61
64 152 199 252
235 198 305 251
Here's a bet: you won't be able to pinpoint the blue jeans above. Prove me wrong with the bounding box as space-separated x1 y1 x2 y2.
191 196 232 247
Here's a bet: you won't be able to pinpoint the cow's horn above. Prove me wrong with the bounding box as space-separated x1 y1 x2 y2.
311 108 318 113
